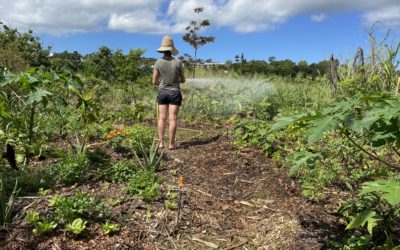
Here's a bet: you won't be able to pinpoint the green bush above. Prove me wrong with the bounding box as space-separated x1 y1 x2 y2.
126 169 160 201
52 152 88 185
335 178 400 248
97 160 138 183
125 124 154 154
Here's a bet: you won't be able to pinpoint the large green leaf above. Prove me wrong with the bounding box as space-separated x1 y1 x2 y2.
285 151 323 176
346 209 382 235
308 116 338 143
359 178 400 206
270 116 296 131
27 88 53 104
0 102 9 118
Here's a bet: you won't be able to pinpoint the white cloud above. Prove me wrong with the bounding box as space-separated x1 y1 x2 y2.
311 13 326 22
363 5 400 28
0 0 399 35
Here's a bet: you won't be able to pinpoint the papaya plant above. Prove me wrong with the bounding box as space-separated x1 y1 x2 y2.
271 93 400 173
0 69 63 163
271 93 400 247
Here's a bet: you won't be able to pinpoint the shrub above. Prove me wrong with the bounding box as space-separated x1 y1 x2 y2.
126 169 160 201
97 160 138 183
52 152 87 185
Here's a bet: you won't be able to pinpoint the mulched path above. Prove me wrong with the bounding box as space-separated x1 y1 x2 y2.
0 124 346 249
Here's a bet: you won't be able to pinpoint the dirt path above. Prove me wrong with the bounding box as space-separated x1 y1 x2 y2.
1 125 342 249
156 128 340 249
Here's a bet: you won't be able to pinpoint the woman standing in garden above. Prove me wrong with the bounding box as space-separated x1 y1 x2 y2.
152 35 185 150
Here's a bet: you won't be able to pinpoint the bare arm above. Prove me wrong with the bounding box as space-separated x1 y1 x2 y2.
152 68 159 86
180 69 185 83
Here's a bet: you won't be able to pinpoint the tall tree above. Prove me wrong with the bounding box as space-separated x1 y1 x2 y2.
0 23 50 72
182 7 215 78
91 46 115 82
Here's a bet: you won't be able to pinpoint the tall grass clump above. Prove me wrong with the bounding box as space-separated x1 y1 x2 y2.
251 76 333 119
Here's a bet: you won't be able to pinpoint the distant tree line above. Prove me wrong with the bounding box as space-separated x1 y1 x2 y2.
227 54 329 78
0 24 328 82
0 24 154 85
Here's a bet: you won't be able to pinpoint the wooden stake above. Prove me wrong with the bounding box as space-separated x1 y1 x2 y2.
176 177 184 228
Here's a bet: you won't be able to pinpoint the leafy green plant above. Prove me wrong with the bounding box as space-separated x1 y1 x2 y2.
107 197 124 206
125 124 154 154
66 218 87 235
1 69 57 162
33 220 57 235
68 81 102 154
26 211 40 225
101 222 120 235
337 178 400 248
164 200 177 210
52 151 88 185
0 174 20 225
97 160 138 183
126 169 160 201
272 93 400 172
49 189 110 223
134 138 164 171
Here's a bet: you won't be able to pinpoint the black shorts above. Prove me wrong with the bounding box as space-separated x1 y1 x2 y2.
157 89 182 106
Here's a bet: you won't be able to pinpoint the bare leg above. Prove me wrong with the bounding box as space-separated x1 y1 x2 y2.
158 104 168 148
168 105 180 149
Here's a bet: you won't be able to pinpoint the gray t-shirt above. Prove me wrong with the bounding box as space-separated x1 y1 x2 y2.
154 57 183 90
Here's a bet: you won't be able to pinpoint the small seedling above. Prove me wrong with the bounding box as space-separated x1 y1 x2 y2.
38 188 52 196
107 197 124 206
26 211 40 225
169 169 178 176
165 200 177 210
66 218 87 235
102 182 111 190
145 205 153 219
101 222 120 235
33 220 57 235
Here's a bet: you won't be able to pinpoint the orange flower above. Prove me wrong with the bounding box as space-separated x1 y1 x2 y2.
178 177 184 188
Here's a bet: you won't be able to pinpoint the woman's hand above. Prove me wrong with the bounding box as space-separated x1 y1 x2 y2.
152 68 159 86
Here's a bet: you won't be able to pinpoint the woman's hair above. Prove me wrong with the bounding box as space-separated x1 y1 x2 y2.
163 51 172 56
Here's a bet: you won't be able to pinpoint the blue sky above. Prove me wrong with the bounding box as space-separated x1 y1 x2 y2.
1 0 400 63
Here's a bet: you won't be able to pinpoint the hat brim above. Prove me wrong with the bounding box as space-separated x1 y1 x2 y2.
157 46 179 55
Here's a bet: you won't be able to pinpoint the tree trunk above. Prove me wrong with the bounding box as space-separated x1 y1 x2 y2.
328 54 339 95
26 103 36 164
192 48 197 78
353 47 364 69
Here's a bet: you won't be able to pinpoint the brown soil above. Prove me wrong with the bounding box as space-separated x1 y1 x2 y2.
0 124 346 249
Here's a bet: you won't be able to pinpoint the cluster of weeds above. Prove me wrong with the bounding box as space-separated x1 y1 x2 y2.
51 151 88 185
25 189 117 236
126 169 160 201
164 185 179 210
107 124 154 155
96 160 139 183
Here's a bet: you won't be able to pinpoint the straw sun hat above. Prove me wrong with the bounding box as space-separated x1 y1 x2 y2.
157 35 179 55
